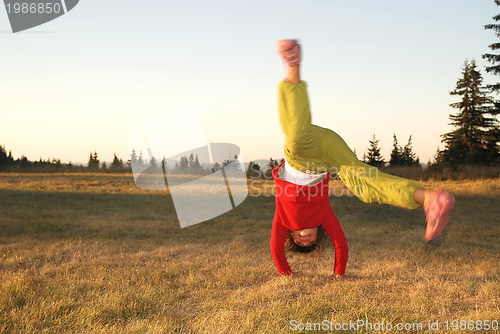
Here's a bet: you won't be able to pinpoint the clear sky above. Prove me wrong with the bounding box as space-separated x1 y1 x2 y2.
1 0 500 166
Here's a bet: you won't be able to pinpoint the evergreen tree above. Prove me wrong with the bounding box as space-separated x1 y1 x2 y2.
401 135 420 166
0 145 7 168
18 155 30 169
193 154 201 168
483 1 500 162
441 60 499 165
223 153 241 172
150 156 157 167
191 154 202 174
128 149 138 167
366 134 384 168
264 157 279 179
483 0 500 93
0 145 14 169
389 134 402 167
88 151 100 170
246 161 261 179
93 151 99 168
137 151 144 166
111 153 123 169
188 153 194 169
179 156 189 172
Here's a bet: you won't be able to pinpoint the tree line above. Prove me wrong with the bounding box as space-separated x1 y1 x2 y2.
0 146 244 175
129 149 242 175
0 146 130 173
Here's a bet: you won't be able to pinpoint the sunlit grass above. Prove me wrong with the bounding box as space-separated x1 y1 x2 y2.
0 173 499 333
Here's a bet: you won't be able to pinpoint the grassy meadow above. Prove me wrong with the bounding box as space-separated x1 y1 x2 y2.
0 173 499 333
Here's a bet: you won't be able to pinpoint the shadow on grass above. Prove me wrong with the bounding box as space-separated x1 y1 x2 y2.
1 188 499 255
0 189 274 244
333 193 500 259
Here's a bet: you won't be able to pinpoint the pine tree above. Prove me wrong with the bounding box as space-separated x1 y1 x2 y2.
179 156 189 172
0 145 7 168
188 153 195 169
246 161 261 179
88 151 100 170
483 0 500 93
389 134 402 167
441 60 498 165
483 1 500 162
191 154 202 174
401 135 420 166
264 158 279 179
18 155 30 169
366 134 384 168
223 153 241 172
128 149 137 168
111 153 123 169
0 145 14 169
137 151 144 166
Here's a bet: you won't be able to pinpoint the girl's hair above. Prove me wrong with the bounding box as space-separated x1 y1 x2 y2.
284 225 326 258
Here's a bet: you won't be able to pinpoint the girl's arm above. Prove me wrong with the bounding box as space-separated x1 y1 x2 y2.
321 208 349 276
270 215 295 276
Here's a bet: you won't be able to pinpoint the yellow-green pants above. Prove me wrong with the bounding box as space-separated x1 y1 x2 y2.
279 80 424 210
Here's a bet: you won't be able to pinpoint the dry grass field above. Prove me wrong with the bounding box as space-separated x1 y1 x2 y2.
0 173 499 333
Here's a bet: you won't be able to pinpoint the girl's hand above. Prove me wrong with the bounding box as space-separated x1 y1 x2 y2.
331 273 356 281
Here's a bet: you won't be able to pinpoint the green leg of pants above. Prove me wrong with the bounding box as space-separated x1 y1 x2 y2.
279 80 424 210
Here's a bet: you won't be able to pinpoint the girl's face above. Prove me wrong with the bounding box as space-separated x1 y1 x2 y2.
291 227 318 247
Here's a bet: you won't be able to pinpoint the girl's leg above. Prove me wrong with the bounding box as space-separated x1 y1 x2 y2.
316 125 454 241
414 188 434 206
277 42 328 173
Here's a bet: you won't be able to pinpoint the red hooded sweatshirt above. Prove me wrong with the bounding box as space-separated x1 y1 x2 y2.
270 161 348 276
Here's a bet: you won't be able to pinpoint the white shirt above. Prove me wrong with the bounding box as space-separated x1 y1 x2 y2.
280 160 328 185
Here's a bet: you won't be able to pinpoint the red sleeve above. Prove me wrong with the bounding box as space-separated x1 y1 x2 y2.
321 208 348 275
270 214 293 276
